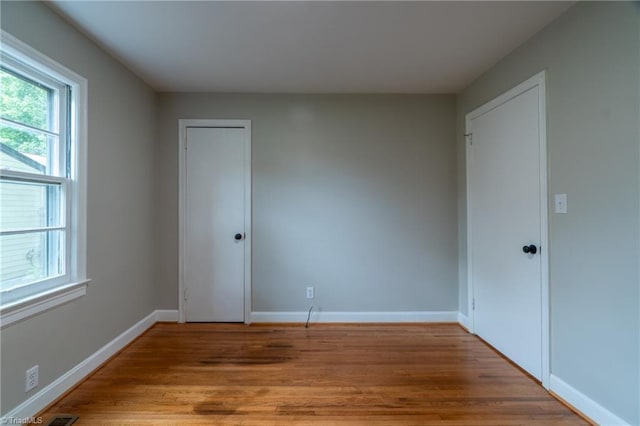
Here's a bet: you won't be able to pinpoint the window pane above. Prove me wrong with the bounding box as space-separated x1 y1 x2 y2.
0 180 62 230
0 68 50 130
0 123 54 174
0 230 65 291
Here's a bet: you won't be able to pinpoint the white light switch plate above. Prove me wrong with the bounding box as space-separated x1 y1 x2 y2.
554 193 567 214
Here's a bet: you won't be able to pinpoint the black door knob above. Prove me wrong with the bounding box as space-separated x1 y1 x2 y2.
234 233 243 241
522 244 537 254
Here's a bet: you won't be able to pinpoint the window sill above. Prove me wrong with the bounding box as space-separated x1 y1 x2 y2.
0 279 92 329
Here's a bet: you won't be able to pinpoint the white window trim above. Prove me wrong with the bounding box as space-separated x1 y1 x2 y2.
0 30 89 327
0 279 90 329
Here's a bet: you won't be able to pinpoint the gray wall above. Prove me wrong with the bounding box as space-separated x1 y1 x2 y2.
456 2 639 424
0 2 158 415
156 94 458 312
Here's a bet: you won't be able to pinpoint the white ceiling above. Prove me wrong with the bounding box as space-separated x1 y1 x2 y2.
47 1 573 93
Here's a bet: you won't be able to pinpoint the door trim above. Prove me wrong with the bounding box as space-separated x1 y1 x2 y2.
178 119 252 324
465 71 549 388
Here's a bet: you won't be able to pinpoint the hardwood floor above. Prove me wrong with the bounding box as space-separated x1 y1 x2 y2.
39 323 588 425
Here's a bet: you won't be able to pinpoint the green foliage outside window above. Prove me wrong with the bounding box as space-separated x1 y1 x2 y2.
0 68 50 156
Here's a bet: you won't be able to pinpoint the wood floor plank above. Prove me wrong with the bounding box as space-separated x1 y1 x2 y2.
37 323 589 425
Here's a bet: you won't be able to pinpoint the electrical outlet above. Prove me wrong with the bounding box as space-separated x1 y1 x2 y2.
25 365 38 392
306 286 314 299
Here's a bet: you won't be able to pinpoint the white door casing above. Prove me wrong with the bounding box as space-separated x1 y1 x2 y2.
466 72 549 387
179 120 251 323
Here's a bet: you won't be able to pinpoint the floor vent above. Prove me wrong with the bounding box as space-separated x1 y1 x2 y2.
45 415 78 426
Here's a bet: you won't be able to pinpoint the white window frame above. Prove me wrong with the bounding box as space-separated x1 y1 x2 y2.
0 31 89 328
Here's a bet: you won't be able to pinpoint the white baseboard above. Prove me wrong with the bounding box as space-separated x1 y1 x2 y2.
155 309 179 322
457 312 469 330
549 374 629 426
1 309 178 423
250 310 458 323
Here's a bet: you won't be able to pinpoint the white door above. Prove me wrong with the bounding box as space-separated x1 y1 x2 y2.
184 125 249 322
467 73 548 382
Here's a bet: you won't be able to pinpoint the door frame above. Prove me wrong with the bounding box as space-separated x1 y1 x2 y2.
178 119 252 324
465 71 549 388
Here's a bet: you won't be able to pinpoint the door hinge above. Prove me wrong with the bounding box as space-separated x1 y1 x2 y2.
465 133 473 145
472 298 475 310
184 288 188 302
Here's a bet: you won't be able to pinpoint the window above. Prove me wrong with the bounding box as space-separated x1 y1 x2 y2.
0 31 88 325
